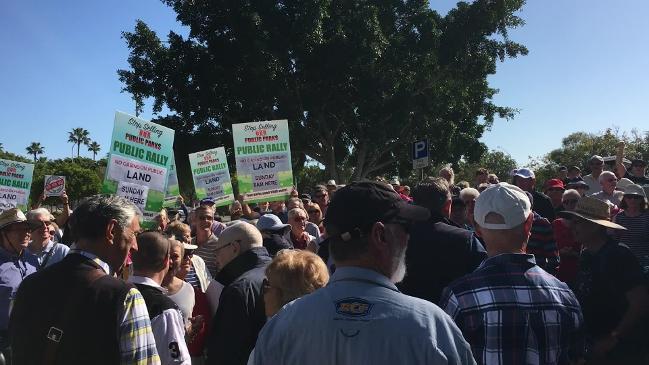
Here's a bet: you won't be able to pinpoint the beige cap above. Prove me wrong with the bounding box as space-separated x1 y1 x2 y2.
218 222 262 248
0 208 30 231
558 197 626 230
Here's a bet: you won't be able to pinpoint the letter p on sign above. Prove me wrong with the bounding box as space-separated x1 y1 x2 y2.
412 140 429 169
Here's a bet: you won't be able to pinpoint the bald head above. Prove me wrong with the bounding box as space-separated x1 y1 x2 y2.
131 231 171 273
218 222 263 252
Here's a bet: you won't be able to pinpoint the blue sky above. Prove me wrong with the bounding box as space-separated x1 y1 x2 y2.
1 0 648 165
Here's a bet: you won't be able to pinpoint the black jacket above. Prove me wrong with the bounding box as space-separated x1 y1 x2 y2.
397 213 487 305
206 247 272 365
10 254 131 365
531 190 555 222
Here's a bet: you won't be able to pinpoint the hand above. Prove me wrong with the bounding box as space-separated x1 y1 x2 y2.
60 191 69 205
186 315 205 343
591 335 618 358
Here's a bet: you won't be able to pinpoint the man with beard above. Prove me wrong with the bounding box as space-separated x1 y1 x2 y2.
440 183 584 365
251 181 475 365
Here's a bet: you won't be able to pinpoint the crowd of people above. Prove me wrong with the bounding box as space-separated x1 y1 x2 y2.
0 147 648 365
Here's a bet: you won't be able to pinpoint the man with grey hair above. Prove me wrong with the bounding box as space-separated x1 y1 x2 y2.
10 195 161 365
440 183 584 364
590 170 624 206
130 232 190 365
583 155 605 195
252 181 475 364
206 222 271 365
26 207 69 269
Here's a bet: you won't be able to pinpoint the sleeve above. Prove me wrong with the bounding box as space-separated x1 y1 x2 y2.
119 288 161 365
439 289 460 319
150 309 191 365
467 234 487 271
206 284 255 365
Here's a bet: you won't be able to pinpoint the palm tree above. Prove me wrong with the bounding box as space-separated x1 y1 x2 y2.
26 142 45 162
87 141 101 161
68 128 90 158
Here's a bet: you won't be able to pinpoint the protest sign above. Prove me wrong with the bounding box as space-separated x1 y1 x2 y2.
189 147 234 207
44 175 65 197
0 159 34 213
232 120 293 203
102 111 175 227
162 155 180 209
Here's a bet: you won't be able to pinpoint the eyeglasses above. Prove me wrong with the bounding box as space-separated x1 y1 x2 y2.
215 240 238 253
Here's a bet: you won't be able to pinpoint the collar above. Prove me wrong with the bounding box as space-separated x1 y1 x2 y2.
329 266 399 292
128 275 167 294
68 249 111 274
216 246 271 286
480 253 537 269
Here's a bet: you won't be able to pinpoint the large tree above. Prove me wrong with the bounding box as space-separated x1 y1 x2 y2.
68 128 90 158
119 0 527 182
26 142 45 162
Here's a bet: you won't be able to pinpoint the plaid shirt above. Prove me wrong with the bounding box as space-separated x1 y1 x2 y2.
440 254 584 365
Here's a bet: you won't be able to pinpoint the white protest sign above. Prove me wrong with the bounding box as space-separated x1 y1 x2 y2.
116 181 149 214
108 155 167 192
44 175 66 197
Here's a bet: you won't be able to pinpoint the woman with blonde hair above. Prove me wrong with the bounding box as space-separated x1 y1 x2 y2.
263 249 329 317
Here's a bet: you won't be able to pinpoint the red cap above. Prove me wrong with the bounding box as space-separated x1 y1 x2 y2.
544 178 565 191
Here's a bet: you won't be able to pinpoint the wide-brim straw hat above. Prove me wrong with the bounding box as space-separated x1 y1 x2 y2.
558 196 626 230
0 208 30 231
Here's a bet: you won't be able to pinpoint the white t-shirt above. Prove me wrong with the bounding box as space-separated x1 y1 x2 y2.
167 280 195 323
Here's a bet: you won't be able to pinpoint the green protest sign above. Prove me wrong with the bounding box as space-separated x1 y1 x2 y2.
0 159 34 213
102 111 175 227
189 147 234 207
232 120 293 203
162 155 180 209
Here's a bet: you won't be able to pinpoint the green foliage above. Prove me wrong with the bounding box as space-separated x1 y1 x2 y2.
454 149 518 185
295 165 328 194
31 158 103 205
26 142 45 162
68 127 91 158
530 128 649 188
0 150 31 164
118 0 527 187
87 141 101 161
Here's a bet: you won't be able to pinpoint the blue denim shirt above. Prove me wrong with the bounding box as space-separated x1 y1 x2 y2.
252 266 476 365
0 246 38 330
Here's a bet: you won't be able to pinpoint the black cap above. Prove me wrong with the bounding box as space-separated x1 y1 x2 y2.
324 181 429 241
631 159 647 167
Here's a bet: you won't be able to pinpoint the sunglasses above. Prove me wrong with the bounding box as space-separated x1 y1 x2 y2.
183 249 195 259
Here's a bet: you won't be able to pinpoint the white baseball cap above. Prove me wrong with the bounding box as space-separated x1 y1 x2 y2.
474 183 531 230
512 168 535 179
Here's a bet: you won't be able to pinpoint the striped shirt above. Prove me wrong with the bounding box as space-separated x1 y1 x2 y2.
613 211 649 271
193 235 219 278
441 254 585 365
184 266 200 288
120 287 161 365
73 250 160 365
